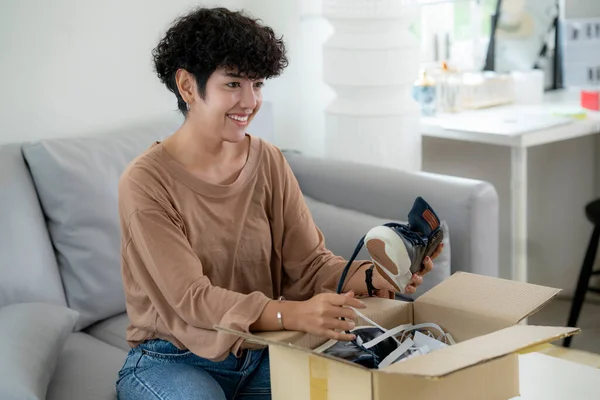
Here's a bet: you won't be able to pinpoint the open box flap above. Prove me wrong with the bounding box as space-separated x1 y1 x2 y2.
351 296 414 329
415 272 561 324
379 325 580 378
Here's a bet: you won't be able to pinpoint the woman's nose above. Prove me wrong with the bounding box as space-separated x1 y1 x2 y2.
240 84 258 109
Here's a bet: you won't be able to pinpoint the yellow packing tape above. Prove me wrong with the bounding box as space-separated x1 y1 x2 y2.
309 355 329 400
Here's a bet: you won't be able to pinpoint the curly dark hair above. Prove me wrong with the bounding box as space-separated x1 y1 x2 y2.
152 7 288 115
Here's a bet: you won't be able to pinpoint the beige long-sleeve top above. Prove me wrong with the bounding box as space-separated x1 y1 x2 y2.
118 135 369 361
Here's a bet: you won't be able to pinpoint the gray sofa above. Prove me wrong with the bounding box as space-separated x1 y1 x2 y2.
0 108 499 399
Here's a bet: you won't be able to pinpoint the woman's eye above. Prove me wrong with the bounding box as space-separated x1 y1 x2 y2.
227 82 241 88
254 82 265 89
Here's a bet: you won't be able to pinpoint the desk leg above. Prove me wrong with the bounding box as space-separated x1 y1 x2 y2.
511 146 528 283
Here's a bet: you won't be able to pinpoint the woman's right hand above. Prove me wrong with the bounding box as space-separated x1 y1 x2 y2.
288 291 366 341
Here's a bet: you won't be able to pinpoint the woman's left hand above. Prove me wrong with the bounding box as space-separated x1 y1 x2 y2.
370 242 444 299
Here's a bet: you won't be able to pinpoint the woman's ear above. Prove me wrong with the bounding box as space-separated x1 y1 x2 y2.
175 69 197 105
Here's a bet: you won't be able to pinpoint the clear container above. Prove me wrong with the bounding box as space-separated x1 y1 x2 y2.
412 69 437 116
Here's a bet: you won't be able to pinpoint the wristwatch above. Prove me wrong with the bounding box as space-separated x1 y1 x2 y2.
365 265 378 297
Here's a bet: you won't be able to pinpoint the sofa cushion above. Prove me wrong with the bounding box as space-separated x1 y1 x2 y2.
0 302 79 400
47 333 127 400
21 118 182 330
304 196 451 297
85 312 130 352
0 144 67 308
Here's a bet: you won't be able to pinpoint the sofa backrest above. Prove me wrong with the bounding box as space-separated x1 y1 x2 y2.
0 144 67 308
20 117 182 330
284 151 499 280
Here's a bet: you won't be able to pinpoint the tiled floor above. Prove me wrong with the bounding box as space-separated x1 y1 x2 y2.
529 298 600 355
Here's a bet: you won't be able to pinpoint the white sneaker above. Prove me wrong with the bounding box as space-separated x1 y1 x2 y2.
364 197 443 293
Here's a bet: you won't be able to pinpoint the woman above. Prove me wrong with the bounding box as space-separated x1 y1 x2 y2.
116 7 440 400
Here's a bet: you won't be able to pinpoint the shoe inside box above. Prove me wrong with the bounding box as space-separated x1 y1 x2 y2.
314 322 454 369
312 299 416 369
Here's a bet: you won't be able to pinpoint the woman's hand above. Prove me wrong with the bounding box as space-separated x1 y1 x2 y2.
287 291 366 341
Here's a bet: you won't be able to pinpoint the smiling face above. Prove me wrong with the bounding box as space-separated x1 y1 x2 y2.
152 8 288 137
184 67 264 144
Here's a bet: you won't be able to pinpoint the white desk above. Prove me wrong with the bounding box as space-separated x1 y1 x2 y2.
421 89 600 283
514 352 600 399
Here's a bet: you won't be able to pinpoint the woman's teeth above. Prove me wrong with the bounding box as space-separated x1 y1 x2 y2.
227 115 248 122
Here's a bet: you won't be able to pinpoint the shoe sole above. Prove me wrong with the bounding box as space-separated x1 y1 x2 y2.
365 226 413 293
426 229 444 260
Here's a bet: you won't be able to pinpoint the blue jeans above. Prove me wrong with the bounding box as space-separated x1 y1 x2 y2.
116 339 270 400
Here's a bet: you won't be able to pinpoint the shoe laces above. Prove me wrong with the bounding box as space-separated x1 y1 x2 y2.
336 236 365 294
383 222 426 247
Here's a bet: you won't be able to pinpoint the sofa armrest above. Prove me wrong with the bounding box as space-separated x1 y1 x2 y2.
284 152 499 278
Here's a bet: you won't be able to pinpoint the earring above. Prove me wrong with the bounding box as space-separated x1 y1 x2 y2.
185 102 190 111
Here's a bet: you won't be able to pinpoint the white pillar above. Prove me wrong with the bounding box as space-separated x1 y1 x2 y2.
322 0 422 171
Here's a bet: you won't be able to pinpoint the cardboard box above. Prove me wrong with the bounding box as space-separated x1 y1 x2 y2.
217 272 580 400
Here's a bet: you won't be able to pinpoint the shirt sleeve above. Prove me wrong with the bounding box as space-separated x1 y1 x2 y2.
120 177 271 352
278 153 371 300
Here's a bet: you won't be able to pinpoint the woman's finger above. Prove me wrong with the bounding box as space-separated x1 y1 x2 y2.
330 307 358 321
323 317 356 332
418 257 434 276
411 274 423 287
327 293 367 309
323 329 356 342
404 284 416 295
431 243 444 260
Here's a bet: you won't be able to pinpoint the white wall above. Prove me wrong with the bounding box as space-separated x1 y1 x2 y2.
0 0 327 154
0 0 243 145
